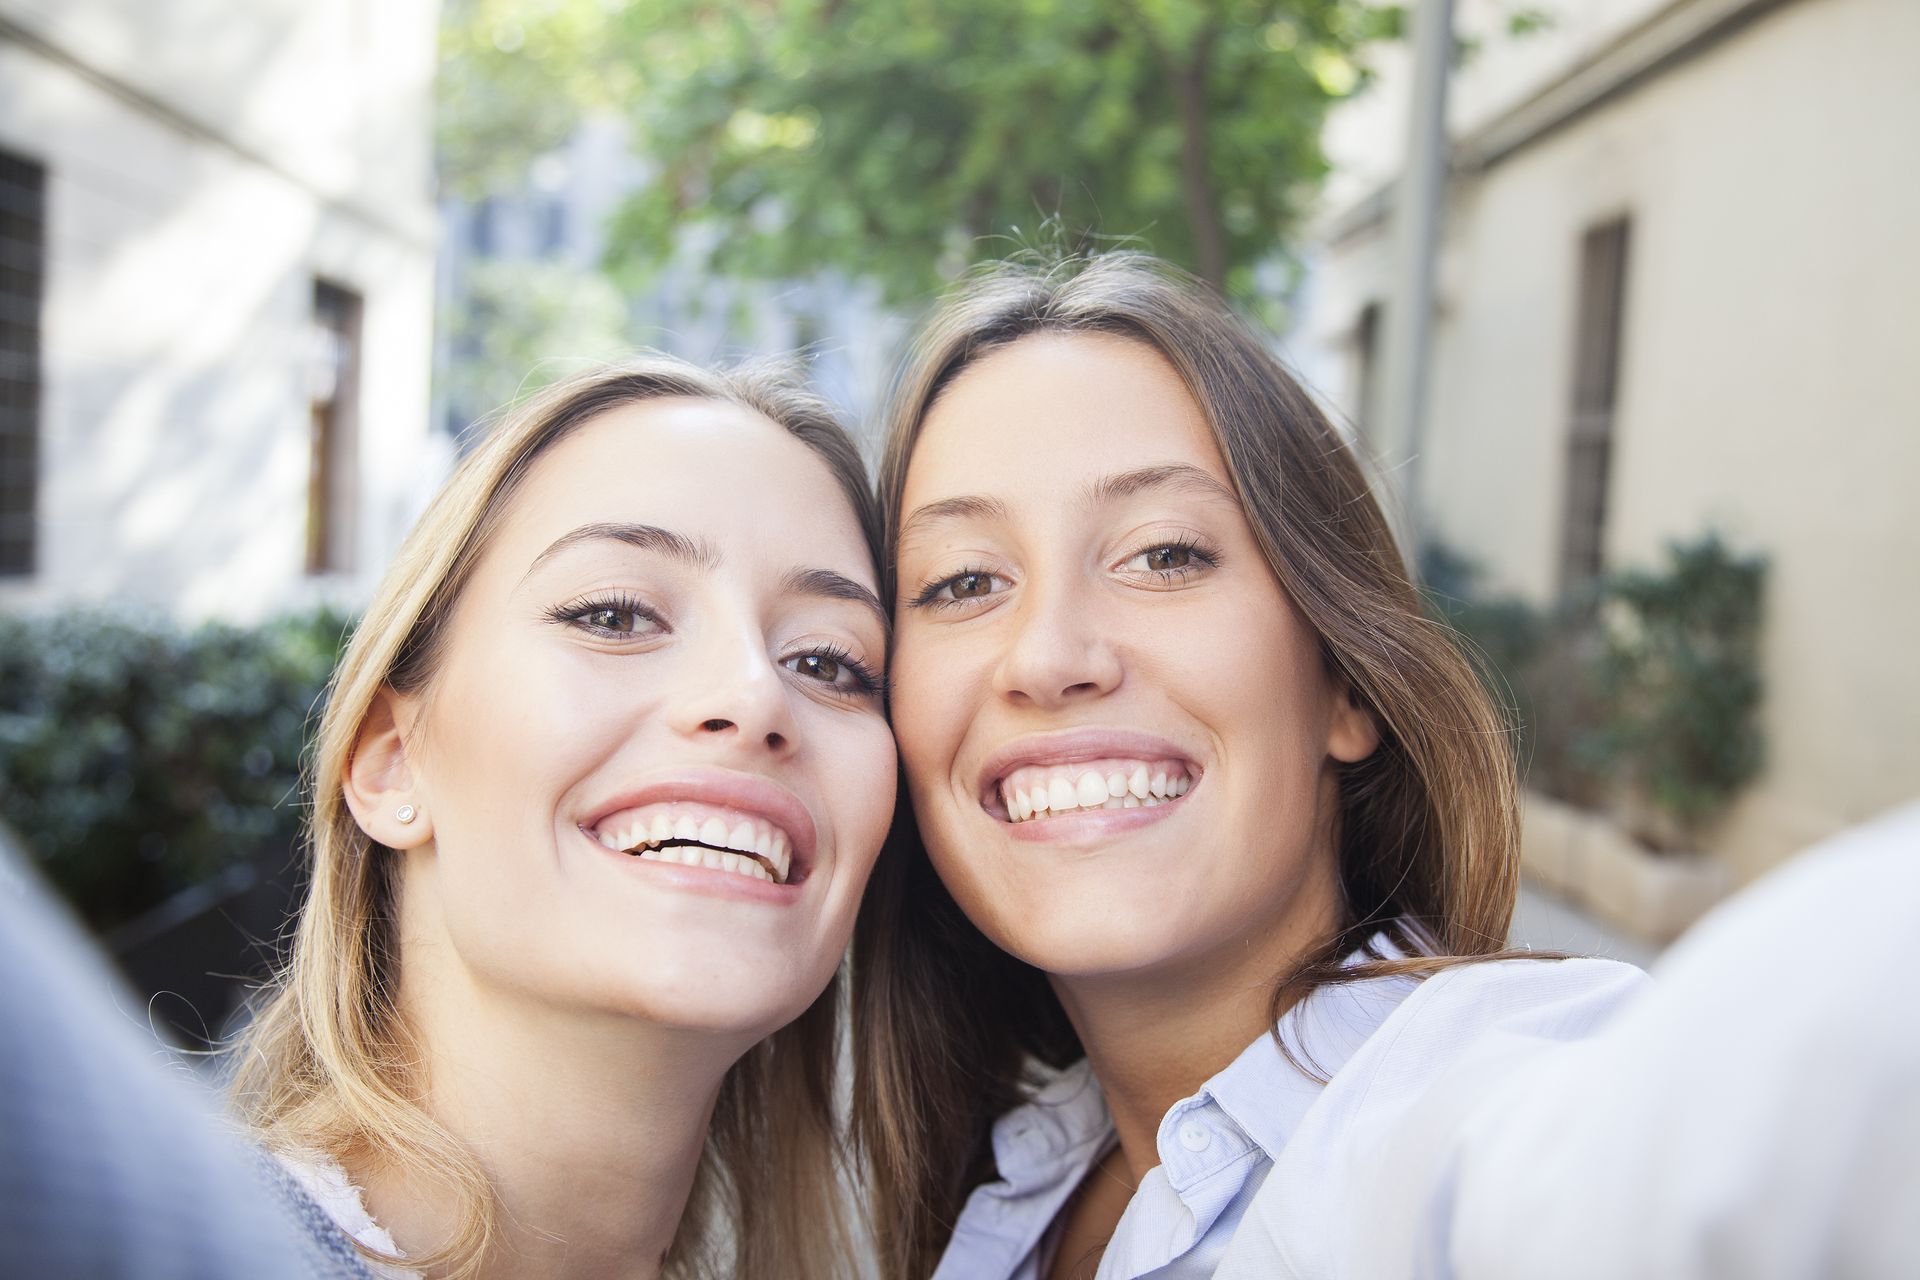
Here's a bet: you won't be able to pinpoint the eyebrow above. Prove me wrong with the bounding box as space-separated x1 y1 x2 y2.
781 567 890 635
896 463 1239 548
525 522 721 580
1079 463 1239 510
895 494 1013 553
523 522 884 630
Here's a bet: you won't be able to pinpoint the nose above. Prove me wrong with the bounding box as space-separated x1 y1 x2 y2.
991 573 1124 708
667 623 795 754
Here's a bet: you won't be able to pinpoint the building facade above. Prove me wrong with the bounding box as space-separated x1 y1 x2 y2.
1296 0 1920 880
0 0 440 620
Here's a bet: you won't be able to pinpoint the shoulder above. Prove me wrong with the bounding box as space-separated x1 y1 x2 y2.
1215 956 1651 1279
267 1150 421 1280
1347 954 1650 1101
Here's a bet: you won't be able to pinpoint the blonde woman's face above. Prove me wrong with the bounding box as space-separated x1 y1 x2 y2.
890 334 1377 988
395 398 894 1039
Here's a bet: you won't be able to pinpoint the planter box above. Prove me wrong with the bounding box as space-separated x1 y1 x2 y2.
1520 792 1731 944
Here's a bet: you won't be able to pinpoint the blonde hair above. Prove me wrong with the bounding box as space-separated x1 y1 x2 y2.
852 254 1525 1276
229 356 876 1279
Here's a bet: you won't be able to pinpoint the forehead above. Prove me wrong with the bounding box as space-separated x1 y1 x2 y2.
495 396 875 586
904 332 1227 510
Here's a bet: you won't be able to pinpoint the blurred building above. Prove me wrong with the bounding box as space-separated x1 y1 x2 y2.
0 0 441 621
438 112 903 447
1295 0 1919 882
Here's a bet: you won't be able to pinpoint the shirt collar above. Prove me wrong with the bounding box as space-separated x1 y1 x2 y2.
1202 955 1418 1161
987 1056 1112 1191
986 930 1416 1179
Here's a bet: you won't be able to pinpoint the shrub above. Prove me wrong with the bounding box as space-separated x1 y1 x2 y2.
0 608 353 929
1586 534 1767 846
1423 532 1767 849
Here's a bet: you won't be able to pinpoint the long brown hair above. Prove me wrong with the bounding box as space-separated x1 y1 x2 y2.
852 253 1524 1277
228 356 877 1279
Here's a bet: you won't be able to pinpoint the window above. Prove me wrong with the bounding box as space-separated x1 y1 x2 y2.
1559 218 1631 597
1352 301 1382 442
307 280 362 575
0 149 45 576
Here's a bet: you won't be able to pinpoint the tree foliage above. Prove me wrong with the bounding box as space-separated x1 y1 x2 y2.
439 0 1403 304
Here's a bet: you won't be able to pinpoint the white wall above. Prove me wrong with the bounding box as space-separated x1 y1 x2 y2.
1298 0 1920 878
0 0 440 620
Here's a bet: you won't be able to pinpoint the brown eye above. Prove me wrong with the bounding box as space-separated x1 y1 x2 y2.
586 607 636 632
1146 546 1192 571
951 573 995 599
793 653 841 683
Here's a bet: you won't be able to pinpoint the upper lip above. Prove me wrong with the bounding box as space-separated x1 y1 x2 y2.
975 727 1202 803
580 769 819 874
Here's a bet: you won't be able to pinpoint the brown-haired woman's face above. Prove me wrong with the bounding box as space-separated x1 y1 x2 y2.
890 334 1377 985
380 398 895 1039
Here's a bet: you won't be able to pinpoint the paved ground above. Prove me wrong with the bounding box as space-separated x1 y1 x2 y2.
1509 882 1662 970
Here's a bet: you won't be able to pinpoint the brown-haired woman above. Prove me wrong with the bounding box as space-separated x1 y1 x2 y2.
854 253 1646 1279
229 357 895 1279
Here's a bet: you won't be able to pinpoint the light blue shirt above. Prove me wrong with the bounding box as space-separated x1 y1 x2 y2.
933 938 1650 1280
933 941 1422 1280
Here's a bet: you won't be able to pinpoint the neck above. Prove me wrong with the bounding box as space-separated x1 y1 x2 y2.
1051 856 1341 1185
359 944 752 1278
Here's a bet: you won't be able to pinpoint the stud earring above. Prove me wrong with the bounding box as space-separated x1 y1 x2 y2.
395 804 417 825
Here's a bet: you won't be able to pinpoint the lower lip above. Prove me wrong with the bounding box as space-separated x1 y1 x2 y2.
585 832 804 904
992 792 1190 843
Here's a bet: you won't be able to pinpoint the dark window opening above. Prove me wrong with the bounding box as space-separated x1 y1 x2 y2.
1559 218 1631 598
307 280 363 575
0 149 46 577
1353 300 1382 442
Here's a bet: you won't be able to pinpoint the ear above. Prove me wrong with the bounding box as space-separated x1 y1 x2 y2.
1327 678 1382 765
343 686 434 850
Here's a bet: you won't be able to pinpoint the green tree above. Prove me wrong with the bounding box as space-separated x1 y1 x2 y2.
439 0 1402 305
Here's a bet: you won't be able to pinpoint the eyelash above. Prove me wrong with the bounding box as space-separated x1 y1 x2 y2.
909 536 1222 611
1123 535 1220 583
547 594 884 699
787 642 888 699
907 567 1002 611
546 591 668 638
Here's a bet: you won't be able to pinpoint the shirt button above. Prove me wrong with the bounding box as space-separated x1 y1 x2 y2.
1178 1123 1211 1152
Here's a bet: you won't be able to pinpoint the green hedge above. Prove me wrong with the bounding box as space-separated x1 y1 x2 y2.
0 608 354 930
1424 532 1767 848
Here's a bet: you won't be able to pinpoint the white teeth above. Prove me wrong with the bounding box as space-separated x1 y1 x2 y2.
598 805 796 884
997 760 1197 823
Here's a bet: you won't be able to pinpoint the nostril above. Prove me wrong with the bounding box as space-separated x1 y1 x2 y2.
700 718 734 733
765 730 788 751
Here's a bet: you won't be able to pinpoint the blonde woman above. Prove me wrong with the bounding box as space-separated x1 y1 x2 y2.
230 358 894 1279
853 255 1648 1279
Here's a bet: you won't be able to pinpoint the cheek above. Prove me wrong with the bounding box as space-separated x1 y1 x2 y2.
815 712 901 871
887 628 974 791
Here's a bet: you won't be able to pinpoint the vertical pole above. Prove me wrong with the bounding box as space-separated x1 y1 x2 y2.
1378 0 1455 567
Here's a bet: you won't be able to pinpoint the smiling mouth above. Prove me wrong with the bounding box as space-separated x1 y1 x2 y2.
592 803 793 884
993 758 1195 824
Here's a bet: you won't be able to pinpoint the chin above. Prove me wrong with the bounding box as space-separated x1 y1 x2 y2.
980 898 1199 981
587 943 833 1037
